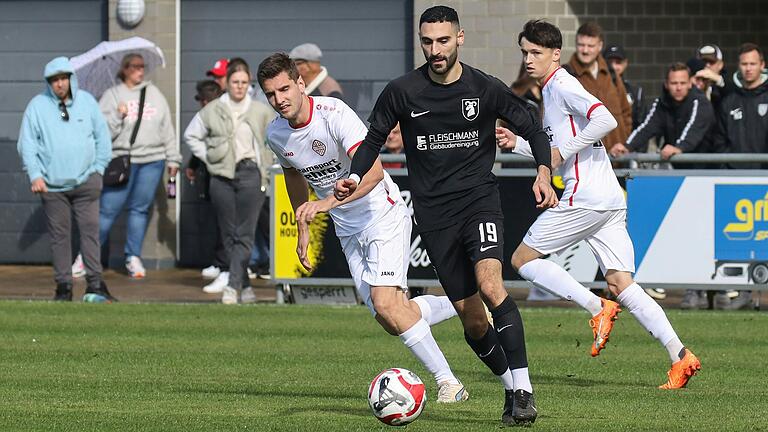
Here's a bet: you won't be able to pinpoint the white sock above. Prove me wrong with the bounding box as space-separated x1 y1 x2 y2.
518 259 603 315
412 295 457 326
499 369 515 390
511 367 533 393
399 319 458 384
617 283 684 362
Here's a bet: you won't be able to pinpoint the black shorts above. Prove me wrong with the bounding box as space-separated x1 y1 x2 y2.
420 211 505 302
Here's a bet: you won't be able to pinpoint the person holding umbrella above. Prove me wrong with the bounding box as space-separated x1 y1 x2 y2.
96 53 181 278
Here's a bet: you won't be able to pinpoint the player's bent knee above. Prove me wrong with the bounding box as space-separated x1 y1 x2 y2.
374 314 399 336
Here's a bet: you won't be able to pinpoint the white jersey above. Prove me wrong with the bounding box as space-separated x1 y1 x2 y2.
541 67 626 210
267 96 401 236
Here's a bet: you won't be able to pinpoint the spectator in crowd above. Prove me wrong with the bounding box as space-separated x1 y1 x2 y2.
96 53 181 279
289 43 344 100
206 58 229 90
185 80 228 280
380 122 405 169
565 22 632 153
694 44 731 108
17 56 115 301
604 44 646 130
712 43 768 310
687 57 710 94
611 63 717 309
184 59 273 304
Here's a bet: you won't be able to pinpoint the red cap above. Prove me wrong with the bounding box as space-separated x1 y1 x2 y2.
206 58 229 77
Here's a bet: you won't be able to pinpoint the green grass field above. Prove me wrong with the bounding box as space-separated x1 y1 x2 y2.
0 301 766 431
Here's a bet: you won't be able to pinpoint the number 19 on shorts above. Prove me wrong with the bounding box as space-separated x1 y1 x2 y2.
479 222 497 243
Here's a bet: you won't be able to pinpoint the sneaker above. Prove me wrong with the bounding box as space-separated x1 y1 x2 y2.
241 287 257 304
125 256 146 279
54 282 73 301
85 281 118 303
72 254 85 279
659 349 701 389
681 290 706 310
436 381 469 403
589 299 621 357
721 291 753 310
247 267 256 280
201 265 221 279
502 389 537 426
257 268 271 280
203 272 229 294
221 286 239 305
644 288 667 300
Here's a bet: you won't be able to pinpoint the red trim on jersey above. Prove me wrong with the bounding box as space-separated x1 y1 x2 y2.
586 102 604 120
290 96 314 129
569 153 580 206
346 140 362 156
541 67 561 88
387 196 395 205
567 115 579 206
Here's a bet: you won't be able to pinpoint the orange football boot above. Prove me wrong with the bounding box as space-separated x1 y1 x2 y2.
589 299 622 357
659 349 701 389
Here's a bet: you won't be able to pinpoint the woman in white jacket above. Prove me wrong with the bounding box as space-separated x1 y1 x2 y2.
184 59 274 304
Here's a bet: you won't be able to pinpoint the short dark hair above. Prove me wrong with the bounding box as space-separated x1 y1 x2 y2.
739 42 764 61
256 52 301 87
576 21 603 41
195 80 223 103
666 62 691 79
419 5 460 28
518 20 562 49
226 57 250 81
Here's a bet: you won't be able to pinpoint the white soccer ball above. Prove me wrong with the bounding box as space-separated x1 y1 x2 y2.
368 368 426 426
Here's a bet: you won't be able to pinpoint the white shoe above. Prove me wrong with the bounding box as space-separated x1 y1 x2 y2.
72 254 85 279
437 381 469 403
645 288 667 300
203 272 229 294
125 256 146 279
241 287 256 304
201 265 221 279
222 286 239 304
247 267 256 279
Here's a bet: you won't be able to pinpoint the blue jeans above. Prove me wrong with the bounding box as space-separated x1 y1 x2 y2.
100 160 165 258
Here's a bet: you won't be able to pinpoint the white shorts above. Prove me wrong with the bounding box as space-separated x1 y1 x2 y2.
339 204 411 316
523 207 635 274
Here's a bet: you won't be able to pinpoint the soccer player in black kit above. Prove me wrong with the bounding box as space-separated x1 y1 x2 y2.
334 5 557 426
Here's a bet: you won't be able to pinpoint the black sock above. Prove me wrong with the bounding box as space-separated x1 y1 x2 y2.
491 296 528 370
465 323 509 376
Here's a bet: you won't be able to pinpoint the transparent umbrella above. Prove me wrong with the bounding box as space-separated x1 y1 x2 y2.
70 36 165 100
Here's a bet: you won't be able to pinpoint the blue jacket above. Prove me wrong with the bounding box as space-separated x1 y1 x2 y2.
17 57 111 192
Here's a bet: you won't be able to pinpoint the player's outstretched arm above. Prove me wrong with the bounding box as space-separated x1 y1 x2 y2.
283 166 314 270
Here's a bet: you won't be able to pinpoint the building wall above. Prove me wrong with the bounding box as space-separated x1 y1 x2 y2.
413 1 768 100
106 0 177 268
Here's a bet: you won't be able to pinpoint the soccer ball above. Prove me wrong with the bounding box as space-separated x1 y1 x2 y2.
368 368 426 426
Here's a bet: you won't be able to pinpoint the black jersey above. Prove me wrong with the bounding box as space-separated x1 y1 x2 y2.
351 63 550 232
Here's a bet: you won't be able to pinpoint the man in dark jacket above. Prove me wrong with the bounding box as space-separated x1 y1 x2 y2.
611 62 717 160
717 43 768 169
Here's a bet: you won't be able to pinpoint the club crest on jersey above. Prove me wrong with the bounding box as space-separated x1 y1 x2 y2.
759 103 768 117
312 139 327 156
461 98 479 121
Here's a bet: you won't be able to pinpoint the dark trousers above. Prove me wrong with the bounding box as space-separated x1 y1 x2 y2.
40 173 103 287
210 160 265 290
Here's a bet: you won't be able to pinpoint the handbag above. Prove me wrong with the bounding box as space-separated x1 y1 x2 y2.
103 87 146 187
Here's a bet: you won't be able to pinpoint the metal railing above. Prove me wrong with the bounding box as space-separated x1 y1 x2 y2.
379 152 768 165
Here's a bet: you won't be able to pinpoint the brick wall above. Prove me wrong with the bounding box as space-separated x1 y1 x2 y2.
107 0 177 268
413 1 768 99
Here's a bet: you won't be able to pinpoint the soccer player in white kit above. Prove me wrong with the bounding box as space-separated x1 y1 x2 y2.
256 53 469 402
498 20 701 389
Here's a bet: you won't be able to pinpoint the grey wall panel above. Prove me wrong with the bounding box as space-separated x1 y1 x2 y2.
179 0 412 266
0 0 104 264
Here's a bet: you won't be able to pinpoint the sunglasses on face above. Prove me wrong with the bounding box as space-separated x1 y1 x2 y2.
128 63 145 70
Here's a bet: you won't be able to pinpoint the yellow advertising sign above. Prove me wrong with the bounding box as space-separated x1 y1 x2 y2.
272 173 329 279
